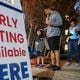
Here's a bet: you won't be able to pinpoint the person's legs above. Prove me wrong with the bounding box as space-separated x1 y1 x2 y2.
47 37 55 66
73 40 79 63
54 50 60 66
78 45 80 62
41 56 44 65
47 50 57 68
37 56 40 64
67 40 73 63
52 36 61 70
35 56 41 67
50 50 55 65
50 50 61 70
47 50 50 57
36 56 45 67
47 36 61 69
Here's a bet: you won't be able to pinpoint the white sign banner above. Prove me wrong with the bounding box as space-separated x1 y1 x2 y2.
0 1 32 80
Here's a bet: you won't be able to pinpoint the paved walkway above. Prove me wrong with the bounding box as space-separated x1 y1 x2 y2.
32 60 80 80
52 62 80 80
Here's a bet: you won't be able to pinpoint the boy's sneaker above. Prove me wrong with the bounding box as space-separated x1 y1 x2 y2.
35 64 41 67
64 62 70 66
39 64 45 68
36 64 45 68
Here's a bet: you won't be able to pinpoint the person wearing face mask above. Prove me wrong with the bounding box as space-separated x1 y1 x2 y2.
35 29 45 68
65 18 80 66
44 5 63 70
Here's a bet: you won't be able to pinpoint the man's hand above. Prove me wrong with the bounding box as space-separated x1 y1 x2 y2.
45 17 49 24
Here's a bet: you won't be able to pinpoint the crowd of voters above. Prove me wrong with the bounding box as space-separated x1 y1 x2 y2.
28 5 80 71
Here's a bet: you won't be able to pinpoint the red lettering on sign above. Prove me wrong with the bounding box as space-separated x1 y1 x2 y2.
0 14 18 28
0 30 4 42
12 18 17 28
0 14 6 26
0 30 24 43
0 46 26 57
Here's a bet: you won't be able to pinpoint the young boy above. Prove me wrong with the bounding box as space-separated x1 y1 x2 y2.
65 18 80 66
35 29 45 67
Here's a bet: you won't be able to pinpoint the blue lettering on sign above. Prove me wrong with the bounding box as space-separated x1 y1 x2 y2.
21 62 29 79
0 64 9 80
0 62 29 80
10 63 21 80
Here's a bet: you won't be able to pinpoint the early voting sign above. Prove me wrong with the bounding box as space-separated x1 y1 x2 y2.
0 1 32 80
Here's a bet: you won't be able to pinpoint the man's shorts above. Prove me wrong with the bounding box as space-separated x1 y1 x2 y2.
47 36 60 50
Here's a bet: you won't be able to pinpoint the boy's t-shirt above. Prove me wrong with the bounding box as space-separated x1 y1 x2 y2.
69 24 80 39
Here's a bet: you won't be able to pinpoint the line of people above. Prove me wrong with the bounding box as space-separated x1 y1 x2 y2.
35 5 62 70
29 5 80 71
